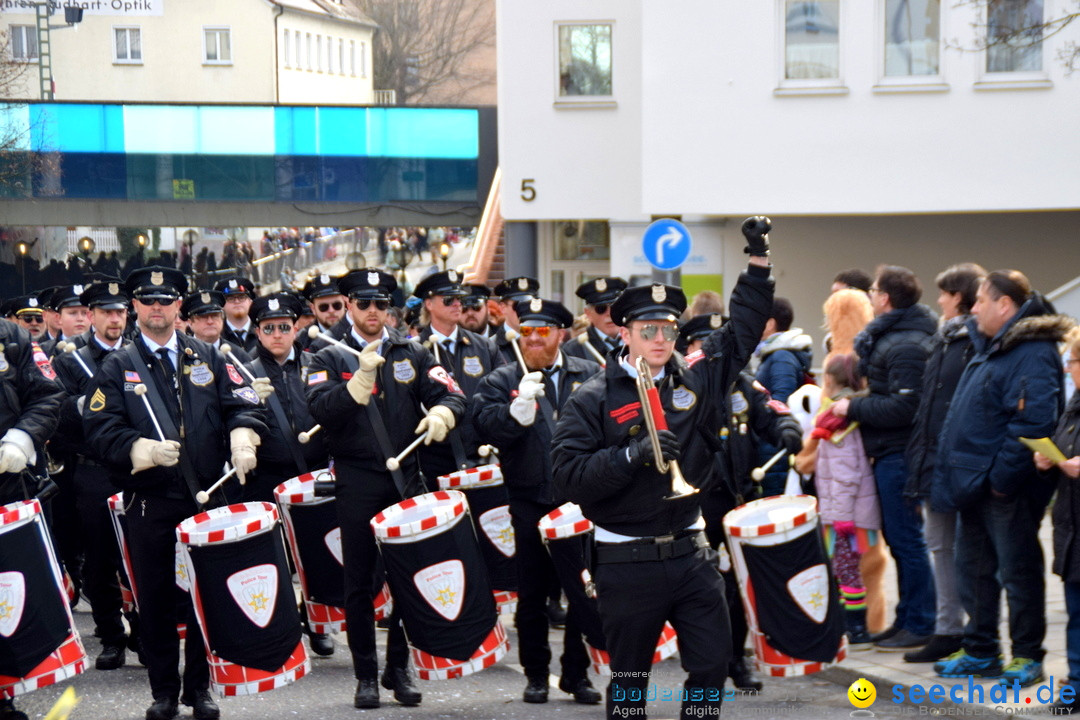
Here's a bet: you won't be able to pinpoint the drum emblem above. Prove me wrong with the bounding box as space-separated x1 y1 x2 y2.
175 544 190 592
478 507 515 558
227 564 279 628
413 560 466 621
324 528 344 566
785 563 830 624
0 572 24 637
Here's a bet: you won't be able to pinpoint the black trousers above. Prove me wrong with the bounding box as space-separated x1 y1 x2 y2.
595 546 730 720
125 493 208 702
334 459 409 679
510 499 590 682
73 461 126 647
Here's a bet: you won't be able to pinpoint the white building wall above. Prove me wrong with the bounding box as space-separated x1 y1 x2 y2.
276 12 374 105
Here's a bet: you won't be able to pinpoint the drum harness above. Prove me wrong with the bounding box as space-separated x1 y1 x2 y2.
251 357 309 475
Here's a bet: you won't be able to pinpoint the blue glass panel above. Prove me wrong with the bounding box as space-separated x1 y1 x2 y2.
0 105 31 152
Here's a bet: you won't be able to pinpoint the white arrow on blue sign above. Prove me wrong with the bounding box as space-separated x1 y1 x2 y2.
642 219 692 271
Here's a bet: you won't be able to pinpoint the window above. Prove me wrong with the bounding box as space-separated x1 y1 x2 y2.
295 30 301 69
351 41 358 77
986 0 1043 72
306 33 312 70
317 35 323 72
784 1 840 79
10 25 37 61
114 26 142 63
884 0 940 76
204 27 232 64
557 24 612 97
327 35 334 74
338 39 344 76
283 28 290 68
553 221 610 261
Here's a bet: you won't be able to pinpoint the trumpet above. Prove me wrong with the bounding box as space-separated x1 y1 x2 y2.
633 356 697 500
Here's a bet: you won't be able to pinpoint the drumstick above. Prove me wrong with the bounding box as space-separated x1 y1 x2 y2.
575 334 607 367
195 465 239 505
307 326 365 360
478 444 495 458
218 344 257 382
298 424 322 444
504 328 529 374
751 449 789 481
63 342 94 378
133 384 167 442
386 432 429 471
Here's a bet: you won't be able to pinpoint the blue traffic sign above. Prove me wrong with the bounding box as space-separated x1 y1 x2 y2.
642 219 692 271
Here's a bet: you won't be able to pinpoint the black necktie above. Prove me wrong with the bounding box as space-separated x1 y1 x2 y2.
156 348 176 390
441 338 454 357
543 368 559 407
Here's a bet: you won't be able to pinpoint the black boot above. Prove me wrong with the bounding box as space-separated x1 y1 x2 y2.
381 666 421 706
845 607 872 649
354 678 380 709
307 631 335 657
523 676 549 703
180 690 219 720
96 643 126 670
0 698 28 720
729 656 763 692
559 676 602 704
903 634 963 663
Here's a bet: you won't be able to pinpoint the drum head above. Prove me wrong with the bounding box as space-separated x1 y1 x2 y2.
177 502 279 546
371 491 467 544
723 495 817 538
436 464 503 491
274 469 334 505
538 502 593 541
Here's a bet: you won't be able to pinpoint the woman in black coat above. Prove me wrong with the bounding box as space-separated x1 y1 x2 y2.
1036 334 1080 711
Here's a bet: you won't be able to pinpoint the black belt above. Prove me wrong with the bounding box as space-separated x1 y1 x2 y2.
594 531 707 564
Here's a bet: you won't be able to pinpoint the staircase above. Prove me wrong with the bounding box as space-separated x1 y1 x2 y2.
461 167 505 286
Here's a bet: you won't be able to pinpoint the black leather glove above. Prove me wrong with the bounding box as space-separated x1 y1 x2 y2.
779 427 803 455
625 429 682 469
742 216 772 256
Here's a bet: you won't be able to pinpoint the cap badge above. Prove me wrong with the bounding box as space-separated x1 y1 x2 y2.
109 283 120 295
201 292 211 303
448 270 458 282
28 298 38 307
530 298 543 313
367 271 380 286
320 274 329 284
73 285 83 295
652 285 666 303
151 271 164 286
268 298 280 311
229 279 238 290
596 278 607 293
710 314 722 329
517 278 529 291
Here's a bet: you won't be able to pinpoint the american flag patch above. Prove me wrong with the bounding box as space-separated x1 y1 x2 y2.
307 370 328 386
125 371 141 383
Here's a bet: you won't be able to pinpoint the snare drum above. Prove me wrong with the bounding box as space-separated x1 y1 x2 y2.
437 464 517 614
0 500 87 698
177 503 309 696
723 495 847 677
538 503 677 675
371 491 508 680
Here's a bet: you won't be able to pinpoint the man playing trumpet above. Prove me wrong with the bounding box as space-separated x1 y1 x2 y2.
552 218 775 720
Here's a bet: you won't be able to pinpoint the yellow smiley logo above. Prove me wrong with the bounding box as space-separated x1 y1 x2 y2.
848 678 876 709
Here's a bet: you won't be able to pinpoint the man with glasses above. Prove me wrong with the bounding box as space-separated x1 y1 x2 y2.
413 270 504 482
302 274 350 350
552 218 775 720
458 284 493 336
180 291 252 363
474 298 603 706
84 266 266 720
492 276 540 365
12 295 48 341
564 276 628 366
306 269 466 711
215 276 258 354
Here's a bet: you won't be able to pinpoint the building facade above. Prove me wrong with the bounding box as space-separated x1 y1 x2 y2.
497 1 1080 336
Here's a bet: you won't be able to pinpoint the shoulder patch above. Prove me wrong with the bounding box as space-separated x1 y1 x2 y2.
31 343 56 380
684 349 706 368
89 388 106 412
427 365 461 394
307 370 328 386
766 398 791 415
225 363 244 385
232 387 260 405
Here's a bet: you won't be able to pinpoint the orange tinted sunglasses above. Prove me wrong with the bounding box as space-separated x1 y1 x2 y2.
519 326 554 338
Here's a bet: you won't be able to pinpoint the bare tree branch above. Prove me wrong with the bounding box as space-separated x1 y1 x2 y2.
951 0 1080 73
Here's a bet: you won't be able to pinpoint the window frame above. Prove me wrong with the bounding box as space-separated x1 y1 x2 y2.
553 21 616 108
975 0 1051 90
774 0 849 96
316 35 323 73
873 0 947 93
202 26 233 66
10 25 38 62
113 25 143 64
283 27 290 69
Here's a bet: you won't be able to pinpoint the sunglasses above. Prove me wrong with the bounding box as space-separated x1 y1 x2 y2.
519 326 554 338
639 324 679 342
440 296 462 307
317 301 344 313
224 294 250 303
591 303 610 315
260 323 294 335
461 298 484 311
19 314 43 323
355 298 390 311
136 297 177 307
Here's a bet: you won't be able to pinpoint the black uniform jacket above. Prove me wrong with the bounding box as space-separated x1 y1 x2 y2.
551 265 773 536
245 342 328 476
305 331 466 466
220 322 260 354
417 325 505 478
473 352 601 504
52 336 127 460
83 332 267 495
41 330 89 359
0 319 63 463
562 325 620 365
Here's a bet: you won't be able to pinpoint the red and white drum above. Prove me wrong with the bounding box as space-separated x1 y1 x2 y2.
437 464 517 614
371 491 508 680
177 503 309 696
0 499 87 698
723 495 847 677
538 502 678 675
108 492 188 639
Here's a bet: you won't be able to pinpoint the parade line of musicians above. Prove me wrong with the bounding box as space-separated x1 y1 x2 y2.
1 217 1077 720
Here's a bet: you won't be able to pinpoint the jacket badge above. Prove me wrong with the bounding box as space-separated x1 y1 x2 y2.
393 359 416 383
673 387 698 411
462 356 483 377
728 390 747 414
189 362 214 387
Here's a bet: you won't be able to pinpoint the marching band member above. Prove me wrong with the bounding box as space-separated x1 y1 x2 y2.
214 277 259 354
474 298 603 705
301 274 350 350
83 266 266 720
563 276 627 365
458 284 494 336
491 276 539 365
305 269 466 710
180 291 250 362
11 294 48 341
552 218 774 720
40 284 90 357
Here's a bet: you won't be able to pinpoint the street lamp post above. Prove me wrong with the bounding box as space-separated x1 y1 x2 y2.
15 241 30 294
439 242 450 271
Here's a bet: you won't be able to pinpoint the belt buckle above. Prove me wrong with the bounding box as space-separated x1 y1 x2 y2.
654 534 675 545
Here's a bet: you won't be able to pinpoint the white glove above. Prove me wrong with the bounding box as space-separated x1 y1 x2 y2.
346 342 385 405
0 429 35 474
250 377 274 401
76 395 86 415
130 438 181 474
414 405 456 444
509 371 545 427
230 427 260 485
